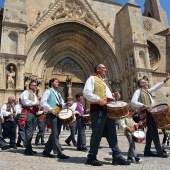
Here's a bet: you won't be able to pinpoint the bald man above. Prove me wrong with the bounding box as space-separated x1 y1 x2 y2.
1 96 17 149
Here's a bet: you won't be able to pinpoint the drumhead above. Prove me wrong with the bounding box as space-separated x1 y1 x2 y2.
133 130 145 139
107 101 127 107
58 109 72 119
150 104 168 113
83 114 90 117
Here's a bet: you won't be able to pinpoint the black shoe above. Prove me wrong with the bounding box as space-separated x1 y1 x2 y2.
57 153 70 159
41 142 46 145
73 143 77 147
144 151 157 157
157 153 169 158
2 145 10 150
42 151 56 158
16 143 23 147
127 157 135 163
31 150 37 154
112 156 131 165
77 147 88 152
25 151 34 156
35 142 39 146
87 159 103 166
9 145 17 149
135 157 143 163
65 140 71 146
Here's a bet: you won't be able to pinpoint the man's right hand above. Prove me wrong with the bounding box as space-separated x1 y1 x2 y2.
143 105 150 109
125 127 131 133
36 101 40 106
51 109 57 115
98 99 106 106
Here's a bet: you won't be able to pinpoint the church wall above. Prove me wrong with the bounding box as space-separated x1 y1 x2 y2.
146 34 166 72
143 16 167 35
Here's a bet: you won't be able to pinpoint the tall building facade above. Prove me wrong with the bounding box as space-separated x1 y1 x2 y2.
0 0 170 106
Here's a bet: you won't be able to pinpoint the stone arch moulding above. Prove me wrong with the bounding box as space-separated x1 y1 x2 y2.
147 40 160 71
26 22 121 82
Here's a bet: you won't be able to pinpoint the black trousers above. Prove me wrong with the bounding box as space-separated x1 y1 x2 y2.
77 116 86 149
0 119 8 148
43 112 62 154
25 112 37 152
88 109 122 160
144 111 164 155
65 120 77 145
35 119 46 143
2 120 16 146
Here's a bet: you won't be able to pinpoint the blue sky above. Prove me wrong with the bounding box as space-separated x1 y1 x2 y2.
0 0 169 26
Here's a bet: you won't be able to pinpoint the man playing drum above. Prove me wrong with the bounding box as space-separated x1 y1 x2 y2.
40 78 73 159
131 74 170 158
83 64 130 166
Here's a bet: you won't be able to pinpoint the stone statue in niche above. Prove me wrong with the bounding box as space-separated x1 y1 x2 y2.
24 78 30 90
66 75 73 98
7 66 15 89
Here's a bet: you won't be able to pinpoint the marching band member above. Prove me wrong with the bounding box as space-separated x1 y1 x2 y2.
1 96 17 149
0 103 10 150
20 80 39 155
131 74 170 158
35 105 46 146
83 64 130 166
69 93 88 152
119 111 143 163
40 78 73 159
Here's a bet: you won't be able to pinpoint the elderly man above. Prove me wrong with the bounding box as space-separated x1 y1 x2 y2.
131 75 170 158
83 64 130 166
1 96 17 149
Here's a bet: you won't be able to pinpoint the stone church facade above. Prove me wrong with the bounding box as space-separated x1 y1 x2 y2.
0 0 170 107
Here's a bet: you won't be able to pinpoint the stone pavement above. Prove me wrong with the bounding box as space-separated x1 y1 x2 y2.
0 129 170 170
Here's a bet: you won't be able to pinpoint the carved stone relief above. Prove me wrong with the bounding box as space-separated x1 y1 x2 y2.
52 57 86 80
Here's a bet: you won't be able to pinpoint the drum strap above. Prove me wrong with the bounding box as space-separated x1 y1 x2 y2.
52 91 62 108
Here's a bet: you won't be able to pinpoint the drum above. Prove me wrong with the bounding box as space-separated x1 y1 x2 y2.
139 108 148 127
58 109 76 125
132 130 145 143
107 101 129 119
150 103 170 129
83 114 91 124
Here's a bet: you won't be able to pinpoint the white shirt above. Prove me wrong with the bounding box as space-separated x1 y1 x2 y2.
131 81 165 108
70 102 84 114
119 117 136 129
20 90 38 106
40 88 66 111
83 76 113 102
14 104 22 116
1 104 13 117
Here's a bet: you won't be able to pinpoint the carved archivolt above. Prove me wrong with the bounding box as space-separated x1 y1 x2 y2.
28 0 101 32
50 0 98 27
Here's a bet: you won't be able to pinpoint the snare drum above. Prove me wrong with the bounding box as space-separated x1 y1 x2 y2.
132 130 145 143
150 103 170 129
107 101 129 119
83 114 91 124
58 109 76 125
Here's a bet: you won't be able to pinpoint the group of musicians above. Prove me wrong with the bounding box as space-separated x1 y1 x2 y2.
0 63 170 166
